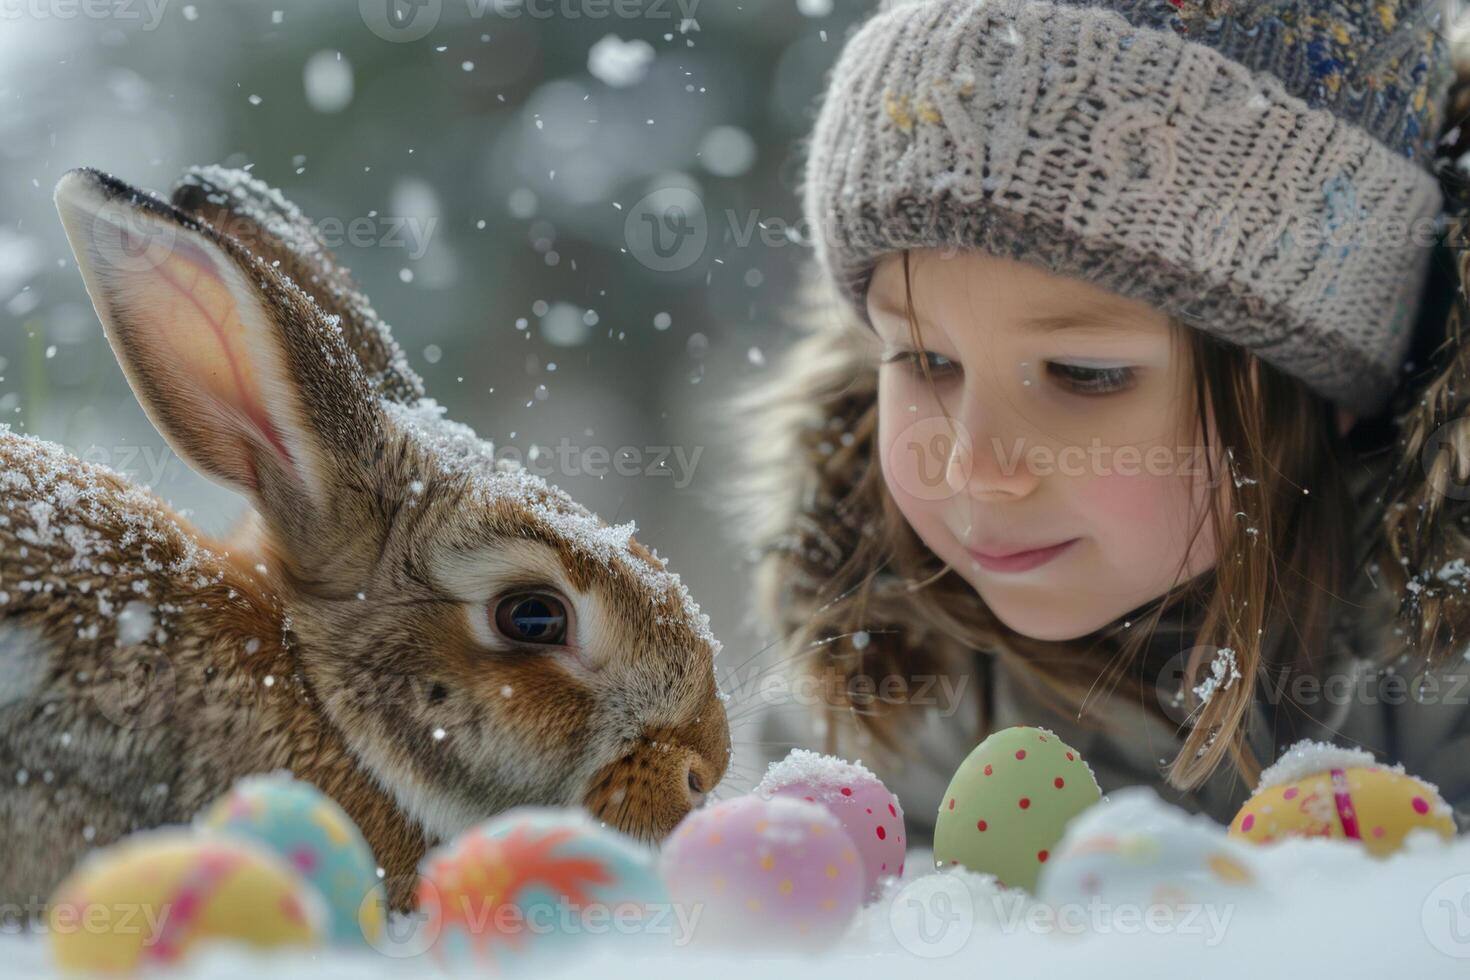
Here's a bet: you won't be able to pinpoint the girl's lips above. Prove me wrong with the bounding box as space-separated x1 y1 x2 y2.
967 538 1079 573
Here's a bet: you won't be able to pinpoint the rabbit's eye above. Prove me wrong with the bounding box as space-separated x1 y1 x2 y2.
494 593 569 646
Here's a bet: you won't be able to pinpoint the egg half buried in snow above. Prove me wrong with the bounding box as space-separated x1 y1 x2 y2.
754 748 906 902
660 794 865 951
47 830 326 973
1037 786 1258 913
1229 739 1455 856
418 806 668 972
198 771 384 946
934 725 1102 893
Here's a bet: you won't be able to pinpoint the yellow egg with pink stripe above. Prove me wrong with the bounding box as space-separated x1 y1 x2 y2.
1229 740 1455 856
47 830 326 973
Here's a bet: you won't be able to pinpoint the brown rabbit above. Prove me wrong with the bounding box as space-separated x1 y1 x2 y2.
0 166 730 914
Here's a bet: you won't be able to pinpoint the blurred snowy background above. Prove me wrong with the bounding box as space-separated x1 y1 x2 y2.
0 0 859 790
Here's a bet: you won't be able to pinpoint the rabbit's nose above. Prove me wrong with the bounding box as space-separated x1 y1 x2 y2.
685 764 709 808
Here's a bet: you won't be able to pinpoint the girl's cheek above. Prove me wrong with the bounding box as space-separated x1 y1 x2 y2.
1083 463 1215 571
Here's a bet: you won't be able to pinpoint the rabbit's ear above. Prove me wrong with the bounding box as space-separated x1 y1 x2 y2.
54 168 383 517
169 165 425 404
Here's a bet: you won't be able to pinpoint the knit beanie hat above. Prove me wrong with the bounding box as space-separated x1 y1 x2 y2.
802 0 1457 417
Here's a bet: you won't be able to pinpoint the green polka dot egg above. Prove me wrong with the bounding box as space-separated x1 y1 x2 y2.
934 726 1101 892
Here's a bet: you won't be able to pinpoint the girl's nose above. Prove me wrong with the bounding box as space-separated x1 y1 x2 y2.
944 406 1040 501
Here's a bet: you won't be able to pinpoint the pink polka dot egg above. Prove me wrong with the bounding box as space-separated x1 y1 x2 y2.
755 749 905 902
660 794 864 951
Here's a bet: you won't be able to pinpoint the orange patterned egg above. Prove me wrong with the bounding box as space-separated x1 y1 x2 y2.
1230 743 1454 856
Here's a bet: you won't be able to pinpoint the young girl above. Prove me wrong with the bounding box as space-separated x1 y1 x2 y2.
736 0 1470 845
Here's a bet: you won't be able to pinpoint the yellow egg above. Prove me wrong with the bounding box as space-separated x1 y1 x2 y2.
1230 764 1454 856
47 830 326 972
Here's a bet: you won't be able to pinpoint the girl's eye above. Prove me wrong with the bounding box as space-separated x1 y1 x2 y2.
1047 362 1136 395
493 592 569 646
883 349 958 375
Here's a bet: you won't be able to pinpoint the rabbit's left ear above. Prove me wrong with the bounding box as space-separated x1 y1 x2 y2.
54 168 384 525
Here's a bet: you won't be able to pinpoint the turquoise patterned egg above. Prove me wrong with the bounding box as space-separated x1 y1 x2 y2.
198 772 384 947
1037 787 1258 914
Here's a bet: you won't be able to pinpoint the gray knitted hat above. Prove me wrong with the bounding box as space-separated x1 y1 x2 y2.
802 0 1458 416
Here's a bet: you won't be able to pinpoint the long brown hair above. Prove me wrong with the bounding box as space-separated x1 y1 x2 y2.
727 257 1363 792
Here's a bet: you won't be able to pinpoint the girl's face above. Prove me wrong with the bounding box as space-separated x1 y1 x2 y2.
867 248 1222 641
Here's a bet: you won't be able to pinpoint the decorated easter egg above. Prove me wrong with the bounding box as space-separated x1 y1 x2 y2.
1037 787 1257 915
1229 739 1455 856
47 830 326 972
419 806 668 972
660 795 865 951
934 725 1101 892
198 771 384 947
755 749 906 901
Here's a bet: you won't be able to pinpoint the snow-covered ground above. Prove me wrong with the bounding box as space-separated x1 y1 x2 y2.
7 790 1470 978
